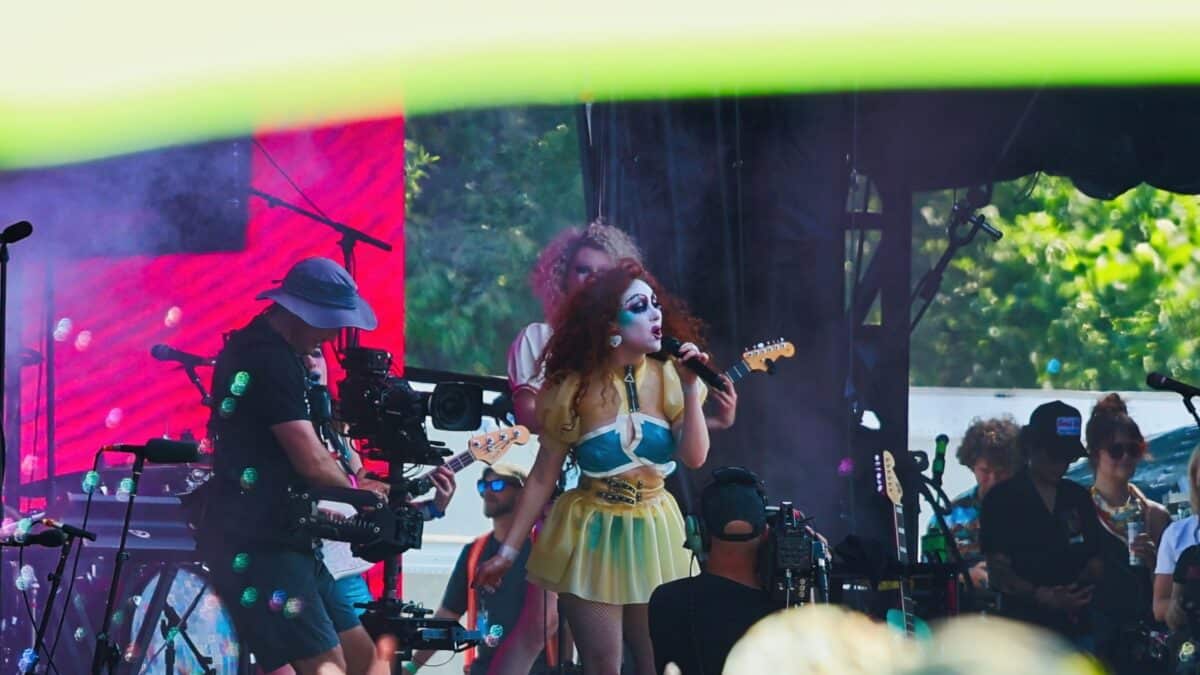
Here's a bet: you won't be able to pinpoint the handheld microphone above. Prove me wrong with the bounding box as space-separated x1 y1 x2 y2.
41 518 97 542
661 337 727 393
2 528 67 548
150 344 215 368
932 434 949 488
1146 372 1200 398
100 439 200 464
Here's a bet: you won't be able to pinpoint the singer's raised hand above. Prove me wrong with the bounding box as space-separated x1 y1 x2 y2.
673 342 707 387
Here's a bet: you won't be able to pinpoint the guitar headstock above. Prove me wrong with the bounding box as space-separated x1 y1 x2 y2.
741 339 795 373
874 450 904 506
467 426 531 465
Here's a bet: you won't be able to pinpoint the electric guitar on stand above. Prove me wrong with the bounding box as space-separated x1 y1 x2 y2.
874 450 932 640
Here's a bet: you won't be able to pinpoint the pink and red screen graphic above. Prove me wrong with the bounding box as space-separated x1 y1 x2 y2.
15 117 407 489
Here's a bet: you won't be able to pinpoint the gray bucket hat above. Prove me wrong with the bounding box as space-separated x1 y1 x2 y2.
256 257 378 330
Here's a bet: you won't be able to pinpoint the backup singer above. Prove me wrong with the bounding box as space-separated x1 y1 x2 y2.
476 260 711 675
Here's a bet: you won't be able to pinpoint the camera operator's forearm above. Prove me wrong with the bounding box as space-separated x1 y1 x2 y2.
410 607 462 667
675 386 710 469
500 448 562 551
986 554 1036 600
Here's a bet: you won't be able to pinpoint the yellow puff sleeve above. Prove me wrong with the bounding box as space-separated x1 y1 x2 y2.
535 374 583 451
661 360 708 425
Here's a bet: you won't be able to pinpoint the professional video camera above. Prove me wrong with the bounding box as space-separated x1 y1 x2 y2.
359 600 482 661
337 347 485 465
287 485 425 561
762 501 829 607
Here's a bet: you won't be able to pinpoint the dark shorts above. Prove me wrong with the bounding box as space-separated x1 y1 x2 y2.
205 548 361 671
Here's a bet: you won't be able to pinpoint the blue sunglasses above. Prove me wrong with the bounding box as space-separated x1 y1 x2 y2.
477 479 516 495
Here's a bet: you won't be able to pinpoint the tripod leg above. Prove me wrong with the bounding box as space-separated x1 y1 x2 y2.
126 566 177 673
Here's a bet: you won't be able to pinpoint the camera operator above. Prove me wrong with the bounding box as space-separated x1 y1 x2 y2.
648 467 781 675
196 257 387 675
981 401 1104 651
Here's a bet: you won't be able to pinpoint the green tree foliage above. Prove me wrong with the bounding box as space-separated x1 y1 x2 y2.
403 107 586 374
910 177 1200 389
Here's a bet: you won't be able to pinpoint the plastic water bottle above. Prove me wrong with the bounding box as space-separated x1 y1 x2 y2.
1128 519 1144 566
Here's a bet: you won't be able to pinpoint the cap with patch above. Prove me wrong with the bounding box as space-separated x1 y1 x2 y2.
700 469 767 542
1023 400 1086 461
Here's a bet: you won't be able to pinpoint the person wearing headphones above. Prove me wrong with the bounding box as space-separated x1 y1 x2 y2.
647 467 781 675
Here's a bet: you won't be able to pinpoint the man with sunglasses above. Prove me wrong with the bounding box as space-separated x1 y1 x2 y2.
408 464 546 674
982 401 1105 649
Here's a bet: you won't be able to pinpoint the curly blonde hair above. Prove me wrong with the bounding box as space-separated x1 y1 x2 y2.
529 220 644 319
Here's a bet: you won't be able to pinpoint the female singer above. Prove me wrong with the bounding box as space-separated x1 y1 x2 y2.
1086 393 1169 673
477 259 711 675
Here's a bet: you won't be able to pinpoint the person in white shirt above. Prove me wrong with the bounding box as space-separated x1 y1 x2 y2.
1153 447 1200 629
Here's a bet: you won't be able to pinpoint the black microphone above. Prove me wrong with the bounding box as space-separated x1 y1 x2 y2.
101 439 199 464
2 528 67 548
661 337 727 393
1 220 33 245
1146 372 1200 398
41 518 97 542
150 344 215 368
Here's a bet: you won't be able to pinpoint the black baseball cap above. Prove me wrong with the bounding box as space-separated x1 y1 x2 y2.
700 467 767 542
1023 400 1086 461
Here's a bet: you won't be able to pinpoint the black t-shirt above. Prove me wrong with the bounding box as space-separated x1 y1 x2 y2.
1094 528 1153 624
196 314 314 553
1175 545 1200 585
980 469 1102 636
442 535 537 675
648 573 779 675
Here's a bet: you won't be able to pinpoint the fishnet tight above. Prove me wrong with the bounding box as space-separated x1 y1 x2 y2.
559 594 655 675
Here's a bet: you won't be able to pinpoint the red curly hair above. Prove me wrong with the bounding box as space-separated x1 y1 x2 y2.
540 259 705 427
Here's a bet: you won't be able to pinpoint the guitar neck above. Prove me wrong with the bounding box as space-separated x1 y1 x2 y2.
723 361 753 384
427 450 475 477
893 503 909 564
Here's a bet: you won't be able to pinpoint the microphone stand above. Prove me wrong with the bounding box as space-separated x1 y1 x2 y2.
91 452 147 674
181 364 212 407
1183 396 1200 433
917 477 978 614
897 450 975 613
21 529 82 674
248 188 393 351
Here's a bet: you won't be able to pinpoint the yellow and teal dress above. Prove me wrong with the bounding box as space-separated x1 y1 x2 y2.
526 358 705 605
